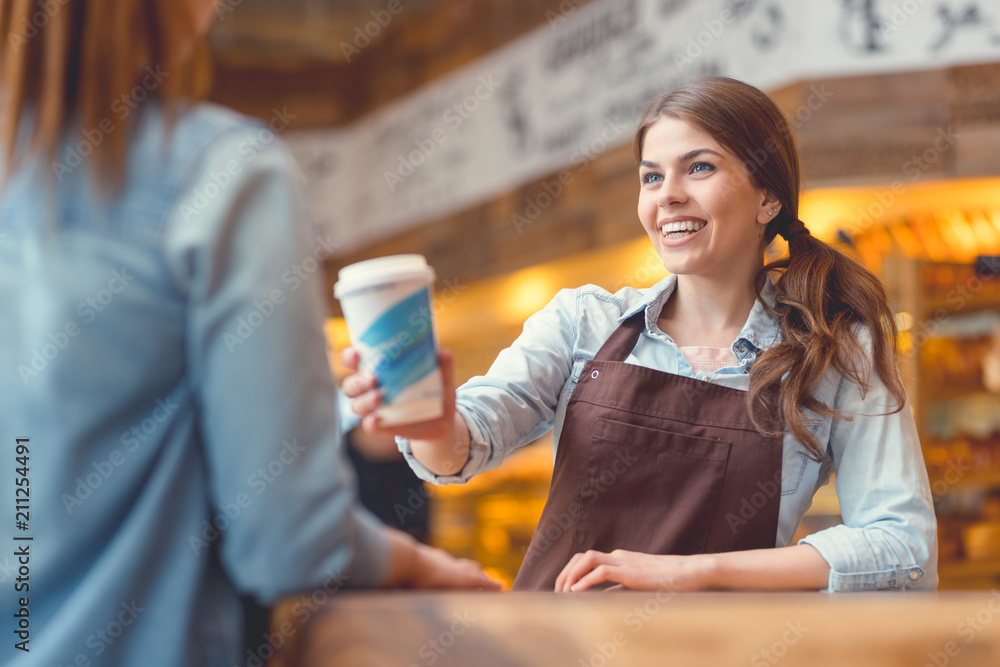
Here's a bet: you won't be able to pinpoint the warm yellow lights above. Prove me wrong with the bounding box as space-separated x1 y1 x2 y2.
498 269 558 325
799 176 1000 241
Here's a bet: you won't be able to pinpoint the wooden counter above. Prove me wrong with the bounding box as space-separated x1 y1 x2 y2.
268 590 1000 667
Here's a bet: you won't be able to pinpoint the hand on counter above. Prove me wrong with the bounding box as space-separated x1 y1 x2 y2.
341 346 472 476
555 549 714 593
555 545 831 592
383 524 502 591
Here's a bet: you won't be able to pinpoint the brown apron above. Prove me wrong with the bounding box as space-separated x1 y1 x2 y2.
513 312 784 590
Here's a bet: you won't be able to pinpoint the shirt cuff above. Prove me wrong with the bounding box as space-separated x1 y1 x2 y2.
396 405 490 485
799 525 934 592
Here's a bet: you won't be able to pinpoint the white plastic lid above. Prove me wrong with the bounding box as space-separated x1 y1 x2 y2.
333 254 435 298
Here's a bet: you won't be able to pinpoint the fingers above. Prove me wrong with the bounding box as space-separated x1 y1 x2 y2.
556 550 612 593
350 386 382 417
458 560 503 591
411 544 502 591
569 564 618 592
343 347 459 441
340 345 361 371
555 551 586 592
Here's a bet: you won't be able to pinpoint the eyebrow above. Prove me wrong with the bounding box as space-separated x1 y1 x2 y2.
639 148 724 169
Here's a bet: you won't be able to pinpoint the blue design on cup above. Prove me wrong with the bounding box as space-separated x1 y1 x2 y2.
358 288 436 403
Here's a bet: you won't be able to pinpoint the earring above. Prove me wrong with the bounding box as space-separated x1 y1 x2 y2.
767 209 776 216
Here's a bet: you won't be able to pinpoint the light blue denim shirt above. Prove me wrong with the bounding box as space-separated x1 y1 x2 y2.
401 275 938 591
0 103 388 667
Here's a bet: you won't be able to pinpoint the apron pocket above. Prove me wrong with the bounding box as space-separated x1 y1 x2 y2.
571 417 731 556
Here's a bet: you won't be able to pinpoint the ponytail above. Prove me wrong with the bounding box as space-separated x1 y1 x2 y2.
749 216 906 460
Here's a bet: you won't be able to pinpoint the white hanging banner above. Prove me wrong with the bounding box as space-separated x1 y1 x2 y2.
286 0 1000 253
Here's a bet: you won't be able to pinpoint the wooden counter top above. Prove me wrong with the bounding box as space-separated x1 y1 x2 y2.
268 590 1000 667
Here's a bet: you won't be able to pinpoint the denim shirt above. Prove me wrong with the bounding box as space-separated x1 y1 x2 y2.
0 103 388 667
401 275 938 591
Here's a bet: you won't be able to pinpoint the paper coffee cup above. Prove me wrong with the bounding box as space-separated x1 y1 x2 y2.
334 254 444 426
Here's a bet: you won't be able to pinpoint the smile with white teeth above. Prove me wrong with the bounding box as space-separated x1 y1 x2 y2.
660 220 706 239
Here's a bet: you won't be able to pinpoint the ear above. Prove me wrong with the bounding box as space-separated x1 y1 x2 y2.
755 191 781 226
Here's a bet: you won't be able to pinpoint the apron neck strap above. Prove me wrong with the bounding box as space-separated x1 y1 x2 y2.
595 311 647 363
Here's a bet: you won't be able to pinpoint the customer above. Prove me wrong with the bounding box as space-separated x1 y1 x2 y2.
345 77 938 592
0 1 495 666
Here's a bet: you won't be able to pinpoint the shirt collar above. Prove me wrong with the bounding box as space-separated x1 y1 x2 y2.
618 273 782 354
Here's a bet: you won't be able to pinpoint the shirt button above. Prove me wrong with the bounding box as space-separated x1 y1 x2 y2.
591 370 599 379
908 571 920 581
736 346 745 354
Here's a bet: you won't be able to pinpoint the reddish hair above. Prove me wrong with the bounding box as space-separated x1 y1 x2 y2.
634 77 905 459
0 0 210 189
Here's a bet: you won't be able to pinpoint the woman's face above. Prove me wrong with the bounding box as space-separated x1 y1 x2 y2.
637 117 778 282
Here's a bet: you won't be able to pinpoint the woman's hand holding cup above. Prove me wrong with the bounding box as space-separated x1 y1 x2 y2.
341 346 468 475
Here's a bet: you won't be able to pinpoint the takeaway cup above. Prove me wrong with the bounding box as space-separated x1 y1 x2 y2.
334 254 444 425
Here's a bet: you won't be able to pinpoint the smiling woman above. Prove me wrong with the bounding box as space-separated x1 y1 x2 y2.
343 76 938 595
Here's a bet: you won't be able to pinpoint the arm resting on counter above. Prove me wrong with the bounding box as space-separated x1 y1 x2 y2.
556 544 831 592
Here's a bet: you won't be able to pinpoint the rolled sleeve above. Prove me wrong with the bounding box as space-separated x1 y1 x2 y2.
165 131 389 600
801 340 937 591
399 288 581 485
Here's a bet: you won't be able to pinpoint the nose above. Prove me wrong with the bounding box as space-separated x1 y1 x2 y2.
656 172 687 208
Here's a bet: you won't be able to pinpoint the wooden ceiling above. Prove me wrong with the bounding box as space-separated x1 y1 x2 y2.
208 0 589 126
208 0 432 66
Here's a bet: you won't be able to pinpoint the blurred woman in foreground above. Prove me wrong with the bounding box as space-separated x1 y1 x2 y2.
0 2 496 665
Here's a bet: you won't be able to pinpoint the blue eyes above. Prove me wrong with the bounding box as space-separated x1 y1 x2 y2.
640 162 716 184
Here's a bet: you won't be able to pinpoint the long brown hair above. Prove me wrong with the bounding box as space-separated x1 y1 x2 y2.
0 0 210 188
634 77 905 459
